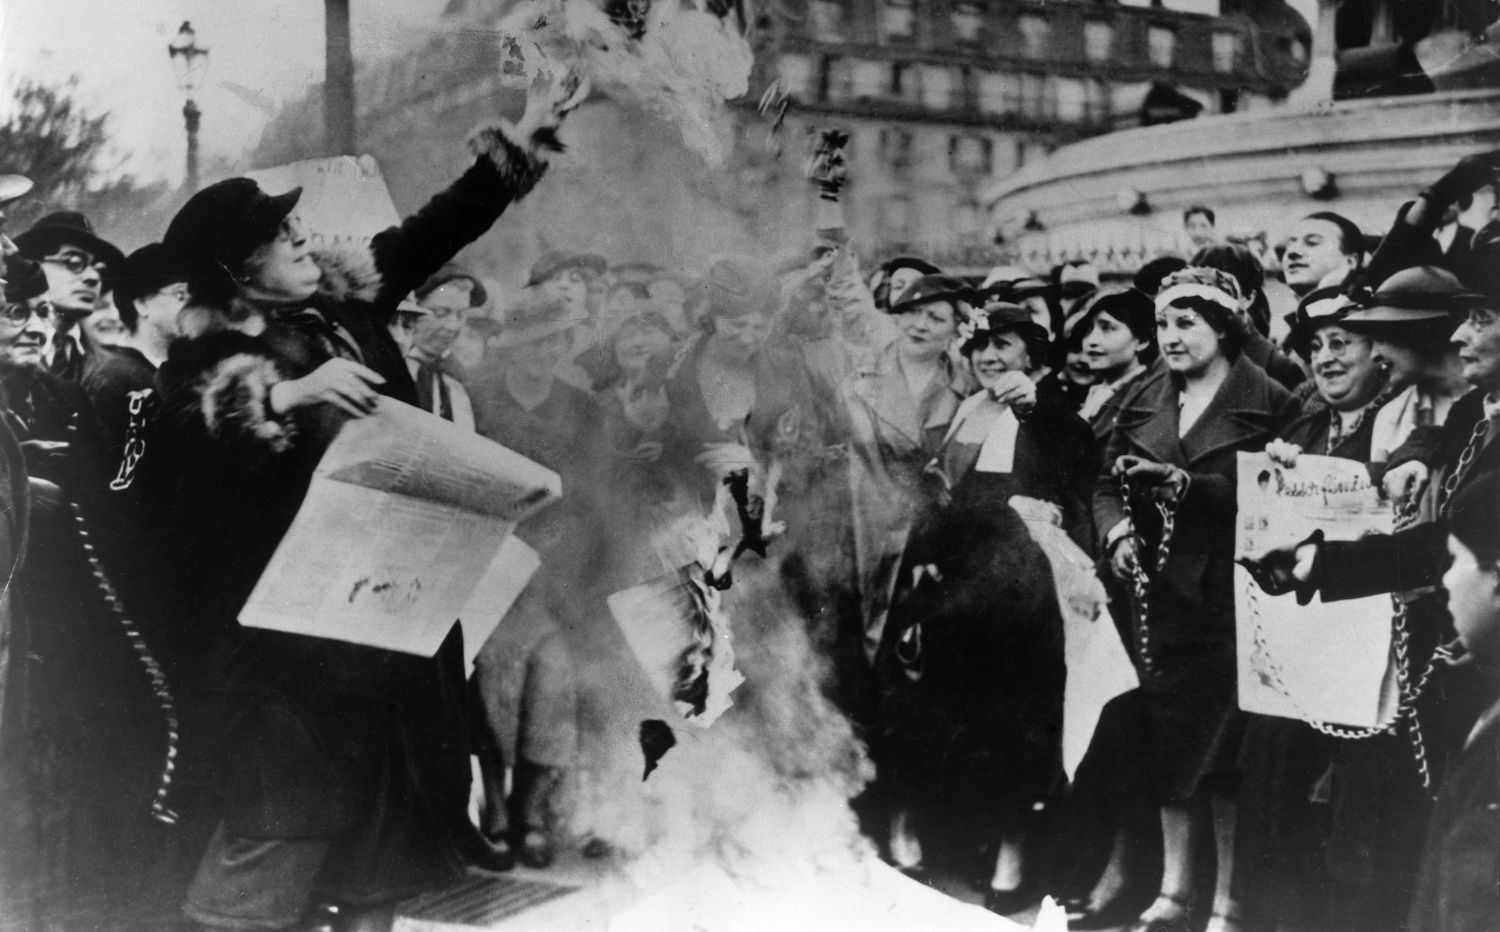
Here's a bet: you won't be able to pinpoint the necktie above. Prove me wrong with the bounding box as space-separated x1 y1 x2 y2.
415 361 453 421
49 337 76 377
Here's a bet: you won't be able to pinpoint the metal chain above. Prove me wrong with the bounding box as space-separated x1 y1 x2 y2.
108 389 155 492
1120 473 1178 676
67 500 180 824
1435 418 1489 514
1242 496 1447 793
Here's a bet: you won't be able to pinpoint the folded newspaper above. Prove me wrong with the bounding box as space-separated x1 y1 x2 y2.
239 401 559 658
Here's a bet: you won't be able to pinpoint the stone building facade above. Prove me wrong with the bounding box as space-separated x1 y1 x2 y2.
251 1 1311 280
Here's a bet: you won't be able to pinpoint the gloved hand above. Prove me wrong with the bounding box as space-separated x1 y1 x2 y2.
1237 529 1324 605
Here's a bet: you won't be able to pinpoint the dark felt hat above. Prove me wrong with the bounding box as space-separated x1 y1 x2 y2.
959 301 1049 354
4 254 48 304
880 255 940 278
164 178 302 274
890 274 971 314
1341 265 1481 326
526 251 608 287
14 210 125 270
113 243 194 311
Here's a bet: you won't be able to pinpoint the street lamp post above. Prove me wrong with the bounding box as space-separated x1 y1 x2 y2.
168 21 210 192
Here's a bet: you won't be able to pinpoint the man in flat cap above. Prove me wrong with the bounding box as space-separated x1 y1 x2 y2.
14 211 124 383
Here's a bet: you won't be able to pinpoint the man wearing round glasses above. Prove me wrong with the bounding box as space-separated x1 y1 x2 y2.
13 211 124 383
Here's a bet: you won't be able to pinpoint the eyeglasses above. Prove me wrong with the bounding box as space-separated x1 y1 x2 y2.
1308 335 1368 359
41 251 105 275
1465 308 1499 330
0 300 50 324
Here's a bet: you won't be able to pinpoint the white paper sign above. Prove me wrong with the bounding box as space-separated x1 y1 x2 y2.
246 155 401 251
239 401 560 657
1234 452 1396 728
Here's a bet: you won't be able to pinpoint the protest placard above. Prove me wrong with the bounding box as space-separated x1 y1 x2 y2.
239 401 560 657
1234 452 1397 728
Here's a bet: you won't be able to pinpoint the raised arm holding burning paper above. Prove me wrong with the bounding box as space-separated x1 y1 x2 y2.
141 66 586 931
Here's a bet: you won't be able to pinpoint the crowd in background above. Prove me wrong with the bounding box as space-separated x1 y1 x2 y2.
0 66 1497 932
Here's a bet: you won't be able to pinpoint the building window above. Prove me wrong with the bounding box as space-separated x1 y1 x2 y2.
1148 25 1177 68
950 135 994 174
978 71 1011 115
1085 79 1111 124
1084 20 1113 62
1055 77 1084 122
819 56 852 102
890 62 915 100
952 2 983 43
811 0 845 42
1019 14 1050 58
852 59 886 97
879 129 915 173
920 65 958 109
1212 31 1239 72
777 54 815 98
1017 72 1056 120
879 0 916 42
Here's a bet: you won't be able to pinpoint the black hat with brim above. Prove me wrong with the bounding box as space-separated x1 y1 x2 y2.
163 178 302 275
891 274 971 314
880 255 941 279
113 243 195 311
961 301 1049 354
4 254 49 303
14 210 125 271
1340 265 1481 334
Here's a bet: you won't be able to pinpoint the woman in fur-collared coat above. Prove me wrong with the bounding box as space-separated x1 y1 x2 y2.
147 78 578 932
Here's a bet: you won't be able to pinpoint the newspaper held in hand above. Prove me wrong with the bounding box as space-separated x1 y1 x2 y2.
1234 451 1396 728
239 401 559 658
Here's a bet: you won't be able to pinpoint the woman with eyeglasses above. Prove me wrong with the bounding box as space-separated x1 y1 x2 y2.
1230 286 1390 931
877 300 1093 915
1088 267 1301 932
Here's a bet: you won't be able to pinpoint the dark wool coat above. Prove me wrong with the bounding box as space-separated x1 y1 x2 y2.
875 386 1091 820
147 130 547 904
1093 355 1301 801
1407 698 1500 932
1319 389 1500 603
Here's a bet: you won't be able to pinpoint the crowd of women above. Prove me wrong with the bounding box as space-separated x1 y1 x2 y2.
0 61 1496 931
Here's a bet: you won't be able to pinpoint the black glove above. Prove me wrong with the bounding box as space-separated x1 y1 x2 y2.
1238 529 1324 606
1424 149 1500 210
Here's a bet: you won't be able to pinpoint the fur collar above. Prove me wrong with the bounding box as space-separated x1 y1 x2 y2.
313 243 383 305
